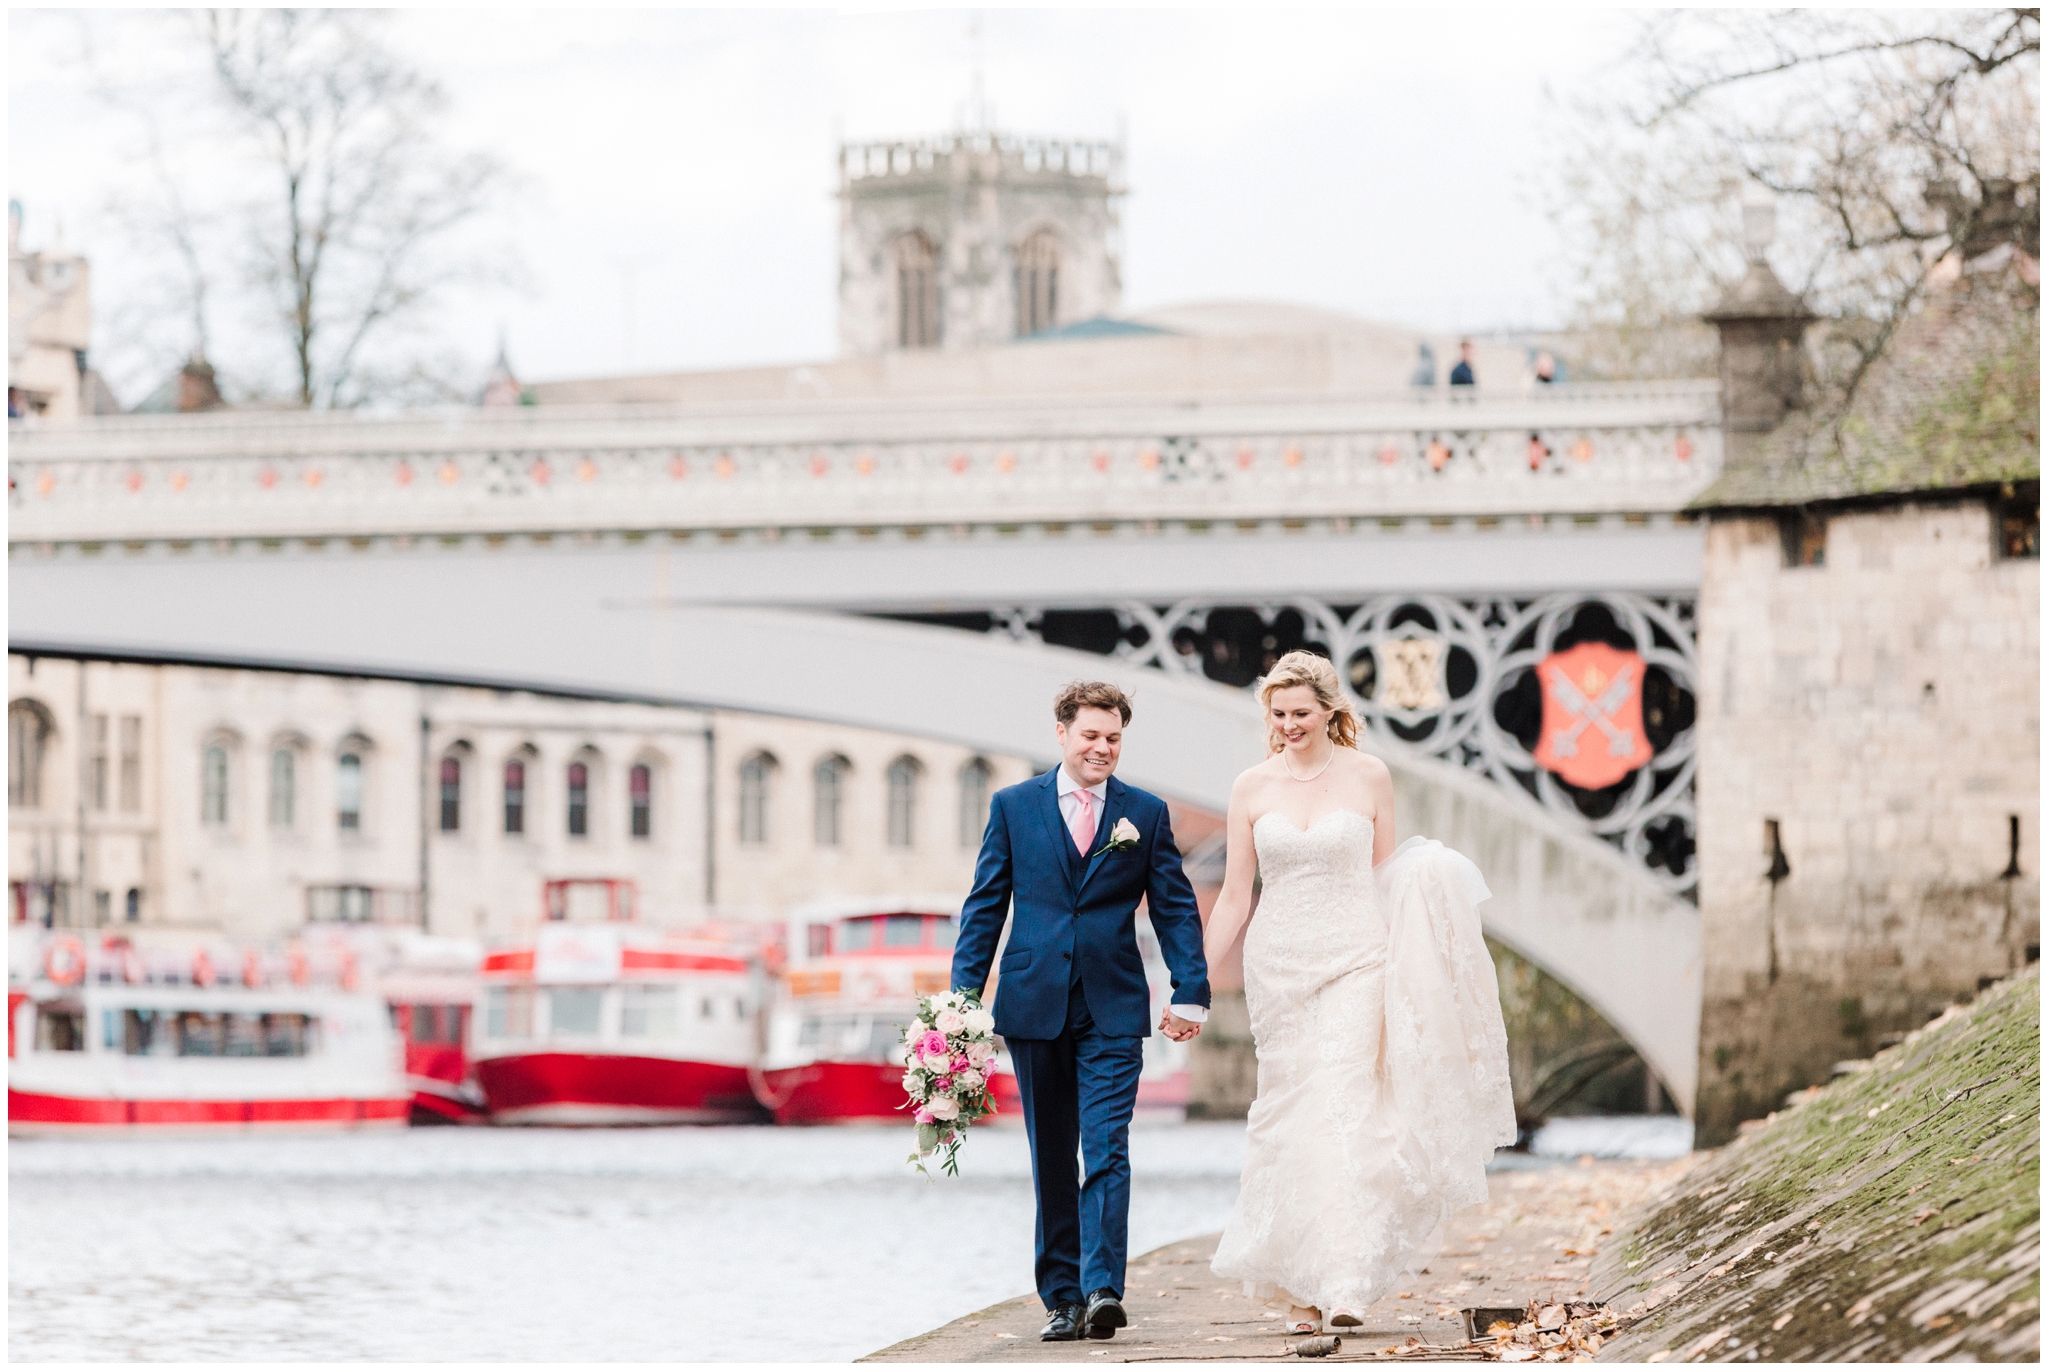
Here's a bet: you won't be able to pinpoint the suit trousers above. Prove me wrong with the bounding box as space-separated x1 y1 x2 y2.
1008 978 1146 1308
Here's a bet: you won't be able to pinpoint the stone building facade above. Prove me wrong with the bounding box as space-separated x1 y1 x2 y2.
7 202 108 422
7 653 1031 946
837 131 1122 356
1691 233 2040 1142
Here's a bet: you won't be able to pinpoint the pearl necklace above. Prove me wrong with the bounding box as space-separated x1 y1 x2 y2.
1282 744 1336 783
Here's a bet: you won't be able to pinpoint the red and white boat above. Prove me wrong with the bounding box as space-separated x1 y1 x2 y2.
7 928 409 1135
314 924 485 1125
471 879 767 1125
753 898 1022 1125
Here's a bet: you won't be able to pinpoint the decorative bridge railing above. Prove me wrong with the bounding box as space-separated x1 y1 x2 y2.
889 589 1700 899
8 384 1721 547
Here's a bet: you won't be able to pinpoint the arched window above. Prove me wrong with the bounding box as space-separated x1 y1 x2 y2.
886 755 922 849
439 755 463 833
8 699 54 808
1014 229 1061 337
336 752 364 832
813 755 850 847
503 756 528 835
629 762 653 840
894 231 940 349
202 743 231 827
567 760 590 838
958 757 994 849
124 887 142 923
738 752 776 846
269 747 297 829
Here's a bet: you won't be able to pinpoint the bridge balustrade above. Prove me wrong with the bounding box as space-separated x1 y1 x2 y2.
7 385 1722 547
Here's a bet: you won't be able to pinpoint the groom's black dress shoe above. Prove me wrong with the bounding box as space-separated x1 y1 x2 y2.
1041 1303 1088 1341
1084 1289 1127 1340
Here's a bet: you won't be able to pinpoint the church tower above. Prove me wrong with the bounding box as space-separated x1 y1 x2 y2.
836 130 1124 357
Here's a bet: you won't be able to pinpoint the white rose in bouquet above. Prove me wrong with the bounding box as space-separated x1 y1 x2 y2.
963 1008 996 1035
901 1069 923 1094
928 1096 961 1121
921 1044 954 1072
934 1008 967 1035
953 1068 984 1092
966 1040 996 1066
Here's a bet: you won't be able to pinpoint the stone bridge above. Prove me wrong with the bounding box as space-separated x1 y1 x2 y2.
10 556 1702 1112
8 383 1720 1110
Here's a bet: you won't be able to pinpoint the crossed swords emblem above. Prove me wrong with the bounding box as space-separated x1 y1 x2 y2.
1543 661 1640 759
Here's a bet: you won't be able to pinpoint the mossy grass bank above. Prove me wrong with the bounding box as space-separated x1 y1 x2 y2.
1592 968 2039 1361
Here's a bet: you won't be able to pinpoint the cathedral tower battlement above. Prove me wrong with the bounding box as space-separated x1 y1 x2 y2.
837 130 1124 357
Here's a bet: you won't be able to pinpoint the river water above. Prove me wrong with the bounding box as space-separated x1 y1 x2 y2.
9 1115 1692 1362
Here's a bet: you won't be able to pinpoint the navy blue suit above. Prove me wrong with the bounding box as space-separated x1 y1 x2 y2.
951 768 1211 1308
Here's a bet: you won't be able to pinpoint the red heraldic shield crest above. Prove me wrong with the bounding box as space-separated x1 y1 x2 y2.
1532 642 1655 790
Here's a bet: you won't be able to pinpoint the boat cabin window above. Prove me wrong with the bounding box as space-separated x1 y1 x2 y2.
408 1004 466 1045
620 985 679 1039
34 1004 84 1052
548 987 603 1038
484 986 535 1038
109 1009 314 1057
796 1013 913 1062
834 914 953 953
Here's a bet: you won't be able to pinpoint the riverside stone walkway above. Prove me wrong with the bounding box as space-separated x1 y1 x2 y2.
863 1159 1692 1363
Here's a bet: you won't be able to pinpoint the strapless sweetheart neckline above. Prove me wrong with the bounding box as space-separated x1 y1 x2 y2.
1254 808 1372 834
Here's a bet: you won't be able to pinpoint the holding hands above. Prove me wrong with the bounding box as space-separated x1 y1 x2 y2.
1159 1009 1202 1042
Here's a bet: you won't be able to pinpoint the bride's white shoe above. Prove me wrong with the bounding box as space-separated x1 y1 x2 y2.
1286 1305 1323 1334
1328 1309 1364 1328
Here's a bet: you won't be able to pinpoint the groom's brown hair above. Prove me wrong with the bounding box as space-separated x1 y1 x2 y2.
1054 680 1133 726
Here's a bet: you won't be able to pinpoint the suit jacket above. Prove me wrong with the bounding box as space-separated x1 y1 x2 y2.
951 768 1211 1040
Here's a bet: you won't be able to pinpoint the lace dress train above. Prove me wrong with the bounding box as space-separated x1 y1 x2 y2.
1209 812 1516 1313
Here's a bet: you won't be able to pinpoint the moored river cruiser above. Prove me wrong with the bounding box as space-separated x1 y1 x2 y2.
753 898 1021 1125
7 929 410 1134
471 881 766 1125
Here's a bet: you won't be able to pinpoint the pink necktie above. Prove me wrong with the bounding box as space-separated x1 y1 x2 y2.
1070 788 1097 855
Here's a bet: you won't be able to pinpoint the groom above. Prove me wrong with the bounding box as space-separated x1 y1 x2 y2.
952 681 1211 1342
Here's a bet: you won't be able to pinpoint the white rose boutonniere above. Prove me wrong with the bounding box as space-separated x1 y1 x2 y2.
1091 816 1142 858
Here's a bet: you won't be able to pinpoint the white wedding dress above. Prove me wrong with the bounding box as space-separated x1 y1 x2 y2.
1210 810 1517 1314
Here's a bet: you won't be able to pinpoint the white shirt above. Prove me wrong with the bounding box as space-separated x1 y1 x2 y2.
1056 766 1207 1025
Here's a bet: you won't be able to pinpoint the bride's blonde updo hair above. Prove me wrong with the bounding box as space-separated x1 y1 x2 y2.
1255 650 1361 753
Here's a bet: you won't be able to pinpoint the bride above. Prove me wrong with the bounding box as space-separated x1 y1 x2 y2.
1196 651 1516 1334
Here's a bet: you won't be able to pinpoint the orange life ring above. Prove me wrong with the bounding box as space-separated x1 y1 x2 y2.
286 943 311 987
43 936 86 986
241 948 265 989
192 948 217 988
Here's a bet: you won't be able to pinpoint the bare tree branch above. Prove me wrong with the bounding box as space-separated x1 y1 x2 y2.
1546 9 2038 385
91 9 515 407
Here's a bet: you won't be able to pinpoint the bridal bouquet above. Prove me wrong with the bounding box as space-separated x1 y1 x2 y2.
899 990 1001 1177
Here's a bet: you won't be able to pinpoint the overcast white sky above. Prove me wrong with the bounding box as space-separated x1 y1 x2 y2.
11 7 1636 395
